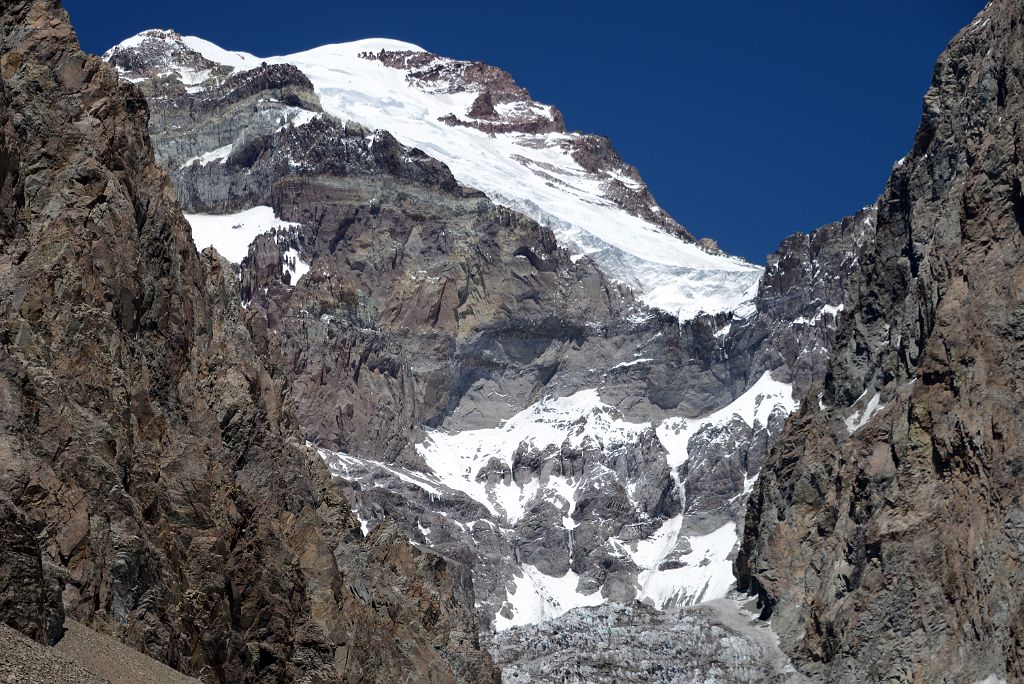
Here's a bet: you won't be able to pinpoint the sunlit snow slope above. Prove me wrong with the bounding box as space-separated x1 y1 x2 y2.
318 374 796 630
186 206 300 263
107 31 761 321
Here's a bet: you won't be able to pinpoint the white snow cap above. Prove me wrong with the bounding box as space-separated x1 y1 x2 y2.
110 30 762 321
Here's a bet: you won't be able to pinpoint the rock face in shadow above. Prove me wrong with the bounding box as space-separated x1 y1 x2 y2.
737 2 1024 681
0 496 65 646
0 1 497 681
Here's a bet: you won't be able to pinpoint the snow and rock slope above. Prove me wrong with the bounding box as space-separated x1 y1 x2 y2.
106 30 761 321
102 28 874 642
320 374 797 630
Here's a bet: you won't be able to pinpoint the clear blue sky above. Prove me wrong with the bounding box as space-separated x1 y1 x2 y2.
65 1 985 264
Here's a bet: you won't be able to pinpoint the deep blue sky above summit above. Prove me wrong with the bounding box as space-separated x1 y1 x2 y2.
67 1 985 263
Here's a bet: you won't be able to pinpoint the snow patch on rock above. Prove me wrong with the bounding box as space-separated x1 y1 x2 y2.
657 371 797 470
493 565 604 631
845 391 885 434
318 375 798 629
630 519 739 609
184 205 301 264
418 389 648 523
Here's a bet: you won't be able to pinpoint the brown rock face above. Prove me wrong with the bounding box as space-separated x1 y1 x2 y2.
0 497 65 646
737 1 1024 681
364 48 566 135
0 1 497 681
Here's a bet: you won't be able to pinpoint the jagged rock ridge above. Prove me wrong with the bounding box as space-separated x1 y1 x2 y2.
738 1 1024 681
0 1 498 681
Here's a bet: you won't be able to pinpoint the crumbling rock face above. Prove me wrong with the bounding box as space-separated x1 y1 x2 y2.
260 175 649 460
0 1 497 681
738 2 1024 681
0 497 65 646
678 206 877 527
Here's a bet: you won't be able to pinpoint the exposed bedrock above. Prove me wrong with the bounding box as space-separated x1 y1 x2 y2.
738 2 1024 681
0 2 498 681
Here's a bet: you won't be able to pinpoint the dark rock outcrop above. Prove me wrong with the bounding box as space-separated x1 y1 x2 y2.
738 2 1024 681
1 1 497 681
0 497 65 646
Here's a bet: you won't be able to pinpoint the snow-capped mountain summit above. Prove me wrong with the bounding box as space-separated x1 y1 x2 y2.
101 26 869 644
105 29 761 321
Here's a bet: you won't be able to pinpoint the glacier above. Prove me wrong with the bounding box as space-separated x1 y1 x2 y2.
108 32 762 322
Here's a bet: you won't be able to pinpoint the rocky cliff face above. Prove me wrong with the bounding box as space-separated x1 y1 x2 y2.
662 208 879 529
19 0 1012 680
0 1 497 681
0 496 65 647
729 207 876 403
737 2 1024 681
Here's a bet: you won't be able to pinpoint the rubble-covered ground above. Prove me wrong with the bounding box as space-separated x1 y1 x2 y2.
487 594 810 683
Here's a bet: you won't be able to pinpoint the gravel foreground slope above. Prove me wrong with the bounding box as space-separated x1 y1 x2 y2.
0 621 200 684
